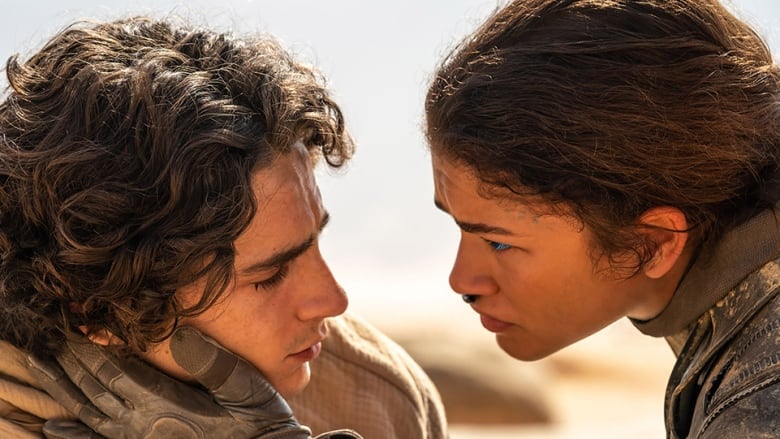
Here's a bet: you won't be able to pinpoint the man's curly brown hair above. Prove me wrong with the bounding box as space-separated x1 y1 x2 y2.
0 16 353 357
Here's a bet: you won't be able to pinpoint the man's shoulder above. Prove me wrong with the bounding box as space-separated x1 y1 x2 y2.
0 341 73 436
288 313 447 439
318 312 438 406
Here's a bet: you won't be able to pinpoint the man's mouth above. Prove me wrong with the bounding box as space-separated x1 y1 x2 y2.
288 340 323 362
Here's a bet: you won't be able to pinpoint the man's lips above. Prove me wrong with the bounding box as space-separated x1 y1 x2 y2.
287 322 329 362
288 340 323 362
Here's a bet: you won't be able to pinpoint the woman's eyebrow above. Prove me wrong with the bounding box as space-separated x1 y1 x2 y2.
434 198 513 235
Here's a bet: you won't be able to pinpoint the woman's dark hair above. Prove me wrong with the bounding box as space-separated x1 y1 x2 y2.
0 17 353 356
426 0 780 270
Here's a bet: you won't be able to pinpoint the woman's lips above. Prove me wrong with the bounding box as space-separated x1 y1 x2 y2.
480 313 513 333
288 341 322 362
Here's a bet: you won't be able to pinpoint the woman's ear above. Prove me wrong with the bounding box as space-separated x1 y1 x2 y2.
637 206 689 279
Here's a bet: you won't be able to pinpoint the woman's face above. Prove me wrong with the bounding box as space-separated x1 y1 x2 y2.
431 152 666 360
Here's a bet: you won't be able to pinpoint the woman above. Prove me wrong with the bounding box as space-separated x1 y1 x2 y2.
424 0 780 437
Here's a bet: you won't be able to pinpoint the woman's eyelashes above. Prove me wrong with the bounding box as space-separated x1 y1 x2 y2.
486 239 512 251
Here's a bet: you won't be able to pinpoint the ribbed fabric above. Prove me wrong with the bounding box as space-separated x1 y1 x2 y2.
288 313 448 438
0 341 72 437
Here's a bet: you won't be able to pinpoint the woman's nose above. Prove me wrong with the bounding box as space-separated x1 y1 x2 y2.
448 235 498 302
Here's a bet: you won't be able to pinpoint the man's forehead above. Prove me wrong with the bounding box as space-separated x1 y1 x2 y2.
253 143 316 195
233 144 325 271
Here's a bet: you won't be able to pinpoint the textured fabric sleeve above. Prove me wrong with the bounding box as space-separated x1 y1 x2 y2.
0 417 40 439
0 341 74 437
288 313 448 439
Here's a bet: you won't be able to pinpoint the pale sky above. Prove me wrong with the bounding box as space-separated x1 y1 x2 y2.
2 1 779 325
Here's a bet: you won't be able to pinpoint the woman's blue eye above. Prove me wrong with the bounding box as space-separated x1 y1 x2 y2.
488 240 512 251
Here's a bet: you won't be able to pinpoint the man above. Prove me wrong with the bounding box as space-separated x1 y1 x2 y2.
0 17 446 438
424 0 779 437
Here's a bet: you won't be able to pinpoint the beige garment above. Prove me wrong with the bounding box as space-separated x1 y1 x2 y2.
288 314 448 439
0 313 447 438
0 340 71 438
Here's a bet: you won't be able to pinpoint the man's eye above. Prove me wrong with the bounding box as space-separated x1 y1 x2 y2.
486 239 512 252
253 265 289 291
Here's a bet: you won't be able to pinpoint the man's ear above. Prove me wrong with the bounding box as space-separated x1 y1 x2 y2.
78 326 123 346
637 206 689 279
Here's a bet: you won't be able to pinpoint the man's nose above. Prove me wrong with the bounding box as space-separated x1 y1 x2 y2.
296 247 348 321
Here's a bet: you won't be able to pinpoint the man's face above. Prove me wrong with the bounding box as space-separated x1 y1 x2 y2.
431 152 654 361
143 142 347 396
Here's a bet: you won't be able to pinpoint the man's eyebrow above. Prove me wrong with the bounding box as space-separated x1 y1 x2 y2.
434 198 513 236
239 212 330 275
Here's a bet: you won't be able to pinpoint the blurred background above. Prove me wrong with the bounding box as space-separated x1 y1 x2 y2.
2 1 778 437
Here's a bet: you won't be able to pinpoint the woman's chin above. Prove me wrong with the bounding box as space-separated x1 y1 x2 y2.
496 333 563 362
